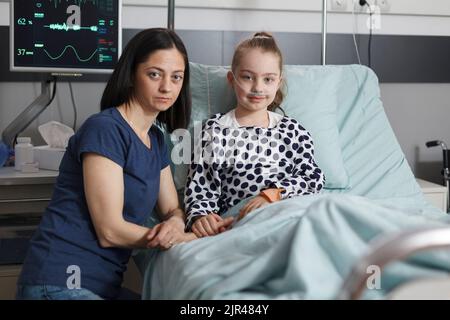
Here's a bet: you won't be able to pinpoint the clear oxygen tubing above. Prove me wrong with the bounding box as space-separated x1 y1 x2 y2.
230 71 273 98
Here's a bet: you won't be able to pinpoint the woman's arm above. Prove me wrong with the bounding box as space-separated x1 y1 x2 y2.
83 153 153 249
150 166 197 246
156 166 185 223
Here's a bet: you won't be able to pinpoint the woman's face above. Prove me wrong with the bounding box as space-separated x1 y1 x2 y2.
133 47 185 113
229 48 281 113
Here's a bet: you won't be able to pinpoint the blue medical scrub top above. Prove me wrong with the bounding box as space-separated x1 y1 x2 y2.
18 107 170 299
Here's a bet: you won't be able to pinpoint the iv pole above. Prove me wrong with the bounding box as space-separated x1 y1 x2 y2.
321 0 327 65
168 0 175 30
166 0 325 62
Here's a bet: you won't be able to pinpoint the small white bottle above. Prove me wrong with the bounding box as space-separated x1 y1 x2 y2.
15 137 34 171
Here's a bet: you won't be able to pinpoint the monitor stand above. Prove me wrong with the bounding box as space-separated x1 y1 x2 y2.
1 77 53 148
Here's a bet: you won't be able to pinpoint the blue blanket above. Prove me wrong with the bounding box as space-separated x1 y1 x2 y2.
140 194 450 299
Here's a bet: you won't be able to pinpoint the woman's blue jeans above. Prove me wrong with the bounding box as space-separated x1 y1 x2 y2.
16 284 141 300
16 284 103 300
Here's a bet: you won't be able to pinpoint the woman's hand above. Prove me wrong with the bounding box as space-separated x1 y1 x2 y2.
180 232 198 243
146 215 187 250
237 196 269 222
191 213 234 238
151 167 200 249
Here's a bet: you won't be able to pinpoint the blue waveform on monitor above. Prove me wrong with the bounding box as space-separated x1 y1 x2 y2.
43 45 98 62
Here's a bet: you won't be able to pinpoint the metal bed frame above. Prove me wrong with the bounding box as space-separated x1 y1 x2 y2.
338 227 450 299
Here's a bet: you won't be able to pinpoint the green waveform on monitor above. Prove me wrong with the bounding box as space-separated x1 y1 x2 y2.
44 23 98 31
43 45 98 62
49 0 100 9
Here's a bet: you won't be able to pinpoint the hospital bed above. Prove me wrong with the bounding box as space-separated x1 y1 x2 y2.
132 63 450 300
131 1 450 300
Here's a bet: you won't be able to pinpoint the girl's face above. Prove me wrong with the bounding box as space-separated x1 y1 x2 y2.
228 48 282 113
133 47 185 114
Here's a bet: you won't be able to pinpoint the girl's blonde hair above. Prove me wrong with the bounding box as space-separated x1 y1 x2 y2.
231 31 285 112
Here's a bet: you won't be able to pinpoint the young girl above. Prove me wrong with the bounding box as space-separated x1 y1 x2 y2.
185 32 325 237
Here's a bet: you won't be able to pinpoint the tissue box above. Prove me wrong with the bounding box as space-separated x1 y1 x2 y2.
33 145 66 171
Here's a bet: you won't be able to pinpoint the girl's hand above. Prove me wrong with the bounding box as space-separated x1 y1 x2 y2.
237 196 269 221
146 216 187 250
192 213 234 238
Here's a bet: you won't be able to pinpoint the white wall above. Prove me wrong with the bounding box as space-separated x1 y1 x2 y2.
380 83 450 183
0 82 105 146
87 1 450 36
122 0 450 17
2 0 450 35
1 0 449 181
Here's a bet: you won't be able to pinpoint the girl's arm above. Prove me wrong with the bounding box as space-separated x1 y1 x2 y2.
184 162 222 230
184 125 222 231
268 130 325 199
83 153 154 249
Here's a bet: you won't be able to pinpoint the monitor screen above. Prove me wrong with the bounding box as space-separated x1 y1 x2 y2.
10 0 121 74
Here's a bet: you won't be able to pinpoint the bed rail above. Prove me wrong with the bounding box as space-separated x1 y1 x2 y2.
338 226 450 299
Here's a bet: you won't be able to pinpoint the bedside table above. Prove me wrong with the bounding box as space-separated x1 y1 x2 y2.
0 167 58 300
0 167 142 299
416 178 448 212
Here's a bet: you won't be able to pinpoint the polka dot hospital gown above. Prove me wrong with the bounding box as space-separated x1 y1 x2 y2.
184 110 325 230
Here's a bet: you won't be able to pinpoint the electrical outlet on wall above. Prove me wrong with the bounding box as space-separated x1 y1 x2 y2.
355 0 390 13
330 0 348 11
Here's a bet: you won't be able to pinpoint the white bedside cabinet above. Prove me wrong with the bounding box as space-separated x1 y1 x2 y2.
416 178 448 212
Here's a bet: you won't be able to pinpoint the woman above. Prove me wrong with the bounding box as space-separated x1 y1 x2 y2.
16 28 195 300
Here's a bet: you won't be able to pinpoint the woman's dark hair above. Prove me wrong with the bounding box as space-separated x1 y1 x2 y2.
101 28 191 133
231 31 285 113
